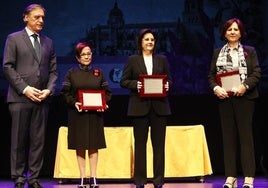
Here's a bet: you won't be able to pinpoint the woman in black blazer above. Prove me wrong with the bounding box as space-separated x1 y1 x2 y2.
208 18 261 188
120 29 172 188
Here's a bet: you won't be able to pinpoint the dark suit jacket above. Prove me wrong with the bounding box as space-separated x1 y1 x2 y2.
120 54 172 116
3 29 57 103
208 45 261 99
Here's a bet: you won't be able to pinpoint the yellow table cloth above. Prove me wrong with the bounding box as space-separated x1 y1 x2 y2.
147 125 213 177
53 126 133 178
53 125 212 179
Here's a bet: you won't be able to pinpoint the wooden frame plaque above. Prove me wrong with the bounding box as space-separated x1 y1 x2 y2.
78 90 106 110
216 70 241 95
139 74 167 97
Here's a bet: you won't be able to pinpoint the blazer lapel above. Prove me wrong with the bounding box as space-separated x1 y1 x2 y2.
22 30 40 62
137 56 147 74
152 55 158 74
39 35 43 61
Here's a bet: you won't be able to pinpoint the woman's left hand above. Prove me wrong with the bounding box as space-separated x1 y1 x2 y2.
97 104 109 112
165 81 169 91
233 84 247 97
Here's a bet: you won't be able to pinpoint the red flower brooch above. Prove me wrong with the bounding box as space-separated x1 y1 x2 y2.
93 69 100 77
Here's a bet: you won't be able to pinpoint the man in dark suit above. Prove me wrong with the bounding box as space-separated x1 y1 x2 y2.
2 4 57 188
120 29 172 188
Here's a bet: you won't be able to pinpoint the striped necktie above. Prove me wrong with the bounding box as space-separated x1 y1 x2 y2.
32 34 40 60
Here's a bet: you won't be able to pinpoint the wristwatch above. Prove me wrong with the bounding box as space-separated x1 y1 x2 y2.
243 83 249 90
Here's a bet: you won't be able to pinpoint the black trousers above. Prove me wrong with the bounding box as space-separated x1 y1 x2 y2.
9 102 48 184
132 108 166 185
219 96 256 177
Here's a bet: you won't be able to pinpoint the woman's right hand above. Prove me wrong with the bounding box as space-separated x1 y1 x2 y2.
214 86 229 99
75 102 82 112
137 81 142 92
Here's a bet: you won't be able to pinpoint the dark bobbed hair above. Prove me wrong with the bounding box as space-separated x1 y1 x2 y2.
23 4 45 23
74 42 91 58
136 28 157 55
220 18 246 41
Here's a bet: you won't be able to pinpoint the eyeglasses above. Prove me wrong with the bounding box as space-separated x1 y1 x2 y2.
80 52 92 57
143 38 155 42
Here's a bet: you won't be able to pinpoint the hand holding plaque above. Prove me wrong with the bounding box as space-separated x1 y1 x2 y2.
139 74 167 97
216 70 241 96
78 90 107 110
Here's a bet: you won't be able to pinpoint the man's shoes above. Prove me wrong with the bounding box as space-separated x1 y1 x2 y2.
15 182 24 188
28 182 43 188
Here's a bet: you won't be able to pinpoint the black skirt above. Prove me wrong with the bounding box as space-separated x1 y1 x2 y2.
67 109 106 150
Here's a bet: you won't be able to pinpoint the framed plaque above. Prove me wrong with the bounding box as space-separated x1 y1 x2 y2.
216 70 241 95
139 74 167 97
77 90 106 110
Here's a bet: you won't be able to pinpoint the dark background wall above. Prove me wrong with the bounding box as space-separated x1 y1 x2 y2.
1 0 268 179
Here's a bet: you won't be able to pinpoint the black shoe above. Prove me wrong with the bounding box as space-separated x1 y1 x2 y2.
78 177 87 188
89 177 99 188
90 185 99 188
28 182 43 188
15 182 24 188
154 184 163 188
136 185 144 188
78 185 87 188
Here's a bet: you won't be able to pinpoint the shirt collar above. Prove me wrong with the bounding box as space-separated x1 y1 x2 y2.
25 27 39 37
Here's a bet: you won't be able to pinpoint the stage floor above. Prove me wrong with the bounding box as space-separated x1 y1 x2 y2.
0 176 267 188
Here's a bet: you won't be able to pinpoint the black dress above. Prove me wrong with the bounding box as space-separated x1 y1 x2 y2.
61 65 112 149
